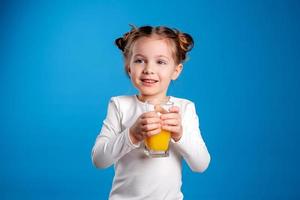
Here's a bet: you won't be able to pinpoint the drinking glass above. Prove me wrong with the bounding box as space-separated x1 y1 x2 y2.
143 100 174 158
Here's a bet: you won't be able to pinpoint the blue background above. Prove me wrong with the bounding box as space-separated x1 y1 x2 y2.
1 0 299 199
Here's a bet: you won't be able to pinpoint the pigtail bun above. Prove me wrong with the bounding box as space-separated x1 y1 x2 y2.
115 37 126 51
114 24 137 53
178 32 194 53
173 30 194 62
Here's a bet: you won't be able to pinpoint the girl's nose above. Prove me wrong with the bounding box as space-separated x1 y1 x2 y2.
143 64 154 74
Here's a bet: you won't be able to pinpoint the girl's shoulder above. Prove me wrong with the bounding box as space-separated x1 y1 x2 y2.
111 95 136 102
170 96 199 117
109 95 138 109
170 96 198 114
170 96 195 106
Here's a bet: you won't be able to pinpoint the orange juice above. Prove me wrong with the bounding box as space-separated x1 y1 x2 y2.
145 130 171 151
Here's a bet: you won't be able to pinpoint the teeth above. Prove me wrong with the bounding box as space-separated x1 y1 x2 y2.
142 79 157 83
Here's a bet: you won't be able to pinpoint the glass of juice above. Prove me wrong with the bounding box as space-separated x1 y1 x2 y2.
143 100 174 158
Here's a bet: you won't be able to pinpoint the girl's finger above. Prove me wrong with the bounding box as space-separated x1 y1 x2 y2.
142 123 161 131
141 117 161 125
162 119 180 126
146 128 162 137
169 106 180 113
160 113 180 120
154 105 168 114
161 125 179 133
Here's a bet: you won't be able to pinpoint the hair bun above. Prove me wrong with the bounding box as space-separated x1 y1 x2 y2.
178 32 194 53
173 31 194 62
115 37 126 51
115 25 138 52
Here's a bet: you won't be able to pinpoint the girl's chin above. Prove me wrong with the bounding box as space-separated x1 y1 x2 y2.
138 90 165 98
139 92 157 97
136 86 167 97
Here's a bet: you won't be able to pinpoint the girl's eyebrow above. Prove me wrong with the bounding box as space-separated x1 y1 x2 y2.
133 54 170 61
133 53 146 58
156 55 170 61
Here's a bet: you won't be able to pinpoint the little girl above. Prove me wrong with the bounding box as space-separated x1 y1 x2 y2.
92 25 210 200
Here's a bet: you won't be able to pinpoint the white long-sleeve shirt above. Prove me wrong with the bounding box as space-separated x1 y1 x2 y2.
92 95 210 200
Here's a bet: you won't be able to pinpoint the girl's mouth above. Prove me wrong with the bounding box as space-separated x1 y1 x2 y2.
141 79 158 86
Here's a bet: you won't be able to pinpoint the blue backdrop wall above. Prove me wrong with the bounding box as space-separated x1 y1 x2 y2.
1 0 299 199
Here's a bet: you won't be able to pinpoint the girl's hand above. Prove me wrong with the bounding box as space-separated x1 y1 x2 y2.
160 106 183 142
129 111 161 144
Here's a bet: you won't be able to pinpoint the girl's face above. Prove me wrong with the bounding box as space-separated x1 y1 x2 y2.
127 36 182 101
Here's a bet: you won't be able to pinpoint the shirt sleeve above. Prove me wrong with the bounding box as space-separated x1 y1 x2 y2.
172 102 211 172
91 97 140 168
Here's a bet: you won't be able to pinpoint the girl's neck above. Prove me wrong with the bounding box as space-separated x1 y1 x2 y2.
136 94 170 104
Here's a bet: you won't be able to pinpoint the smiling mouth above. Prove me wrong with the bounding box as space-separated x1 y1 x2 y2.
141 79 158 83
140 79 159 86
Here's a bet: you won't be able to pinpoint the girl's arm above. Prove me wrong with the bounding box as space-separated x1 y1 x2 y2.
172 102 211 172
91 97 140 168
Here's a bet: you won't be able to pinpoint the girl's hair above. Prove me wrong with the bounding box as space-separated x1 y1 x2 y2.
115 25 194 66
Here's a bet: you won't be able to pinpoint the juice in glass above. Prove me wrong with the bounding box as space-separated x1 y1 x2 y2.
145 130 171 151
143 100 173 157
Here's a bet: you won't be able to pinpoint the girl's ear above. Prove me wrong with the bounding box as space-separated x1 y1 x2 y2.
171 64 183 80
126 64 131 76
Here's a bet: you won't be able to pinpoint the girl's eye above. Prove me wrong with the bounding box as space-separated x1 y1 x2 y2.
157 60 167 65
134 59 144 64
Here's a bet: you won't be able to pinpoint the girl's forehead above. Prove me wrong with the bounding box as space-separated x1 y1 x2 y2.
135 35 171 46
132 36 175 56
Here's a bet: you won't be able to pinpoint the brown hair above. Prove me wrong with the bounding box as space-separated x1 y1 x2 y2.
115 25 194 69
